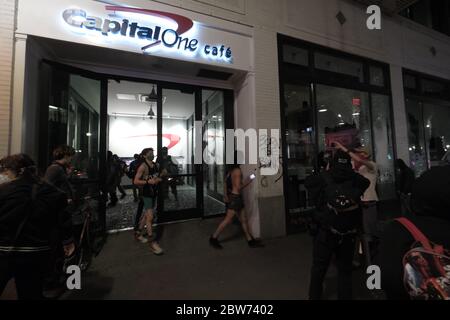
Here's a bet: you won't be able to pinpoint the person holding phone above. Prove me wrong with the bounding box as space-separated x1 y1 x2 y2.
209 166 261 249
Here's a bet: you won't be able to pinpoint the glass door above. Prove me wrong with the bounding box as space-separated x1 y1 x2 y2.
40 62 106 232
282 83 317 233
203 90 226 216
158 86 202 222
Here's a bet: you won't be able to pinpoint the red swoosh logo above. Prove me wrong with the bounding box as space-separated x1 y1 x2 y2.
105 6 194 51
124 134 181 150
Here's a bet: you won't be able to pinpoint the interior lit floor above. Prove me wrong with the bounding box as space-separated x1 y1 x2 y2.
0 218 378 300
106 187 225 231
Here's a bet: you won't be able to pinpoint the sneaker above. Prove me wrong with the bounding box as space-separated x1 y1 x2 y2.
135 232 148 244
150 242 164 255
248 239 264 248
209 237 223 249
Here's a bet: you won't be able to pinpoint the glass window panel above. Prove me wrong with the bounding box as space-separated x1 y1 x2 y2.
283 45 309 66
370 66 385 87
48 73 100 180
371 94 396 200
422 79 446 95
203 90 226 216
423 102 450 168
283 84 316 232
316 85 371 153
315 52 364 83
404 73 417 89
406 99 427 177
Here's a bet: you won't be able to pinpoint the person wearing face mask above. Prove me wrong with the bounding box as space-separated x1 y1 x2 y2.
133 148 164 255
334 142 379 265
0 154 74 300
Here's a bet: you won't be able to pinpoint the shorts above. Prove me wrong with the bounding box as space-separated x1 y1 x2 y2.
143 197 157 211
226 193 244 211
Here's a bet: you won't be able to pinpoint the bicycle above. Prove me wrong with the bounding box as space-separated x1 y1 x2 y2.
65 195 100 272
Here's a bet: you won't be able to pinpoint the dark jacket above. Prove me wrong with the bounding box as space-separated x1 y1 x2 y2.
44 162 73 199
395 165 415 195
0 177 72 253
305 167 370 232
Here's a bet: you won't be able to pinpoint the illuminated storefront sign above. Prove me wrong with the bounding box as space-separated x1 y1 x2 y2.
62 6 233 63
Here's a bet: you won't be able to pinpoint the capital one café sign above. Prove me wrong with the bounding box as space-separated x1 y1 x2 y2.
62 5 233 63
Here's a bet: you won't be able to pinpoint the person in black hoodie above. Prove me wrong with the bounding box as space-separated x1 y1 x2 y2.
0 154 74 300
394 159 415 216
305 150 370 300
379 165 450 300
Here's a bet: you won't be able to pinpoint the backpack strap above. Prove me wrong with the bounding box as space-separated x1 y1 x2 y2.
396 217 433 251
396 217 449 277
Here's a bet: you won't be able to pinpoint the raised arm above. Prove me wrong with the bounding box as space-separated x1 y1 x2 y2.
334 142 375 171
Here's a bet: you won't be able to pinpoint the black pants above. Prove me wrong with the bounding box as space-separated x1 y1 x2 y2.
309 228 355 300
109 190 118 205
0 251 50 300
117 184 126 196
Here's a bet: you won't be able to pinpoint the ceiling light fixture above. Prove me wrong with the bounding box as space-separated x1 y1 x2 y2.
116 94 136 101
147 85 158 120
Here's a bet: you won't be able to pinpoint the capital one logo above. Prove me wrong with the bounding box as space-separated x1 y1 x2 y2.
62 6 233 62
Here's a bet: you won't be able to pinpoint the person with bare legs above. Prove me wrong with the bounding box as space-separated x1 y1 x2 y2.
209 166 261 249
133 148 164 255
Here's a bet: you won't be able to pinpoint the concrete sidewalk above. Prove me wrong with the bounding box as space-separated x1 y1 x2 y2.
59 218 373 300
1 217 375 300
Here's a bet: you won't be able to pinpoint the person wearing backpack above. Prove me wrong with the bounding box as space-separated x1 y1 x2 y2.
133 148 164 255
379 166 450 300
128 154 141 202
305 150 370 300
0 154 74 300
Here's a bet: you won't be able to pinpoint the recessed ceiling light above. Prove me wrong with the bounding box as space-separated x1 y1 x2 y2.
318 109 328 113
117 94 136 101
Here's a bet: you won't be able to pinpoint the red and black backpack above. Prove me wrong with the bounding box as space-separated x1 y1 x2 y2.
396 218 450 300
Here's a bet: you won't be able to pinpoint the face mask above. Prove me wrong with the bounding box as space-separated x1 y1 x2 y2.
148 155 155 161
0 174 11 185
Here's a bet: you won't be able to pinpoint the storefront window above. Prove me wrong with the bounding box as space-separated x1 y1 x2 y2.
283 45 308 66
371 94 396 200
315 52 364 83
406 99 428 177
404 71 450 177
423 103 450 167
279 35 395 234
203 90 226 216
48 72 100 180
283 84 316 231
316 85 371 153
370 66 385 87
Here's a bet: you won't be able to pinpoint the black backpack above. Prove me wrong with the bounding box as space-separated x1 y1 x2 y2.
322 173 357 212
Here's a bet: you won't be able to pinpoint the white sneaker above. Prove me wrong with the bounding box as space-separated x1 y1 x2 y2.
150 242 164 255
135 232 148 244
137 235 148 244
